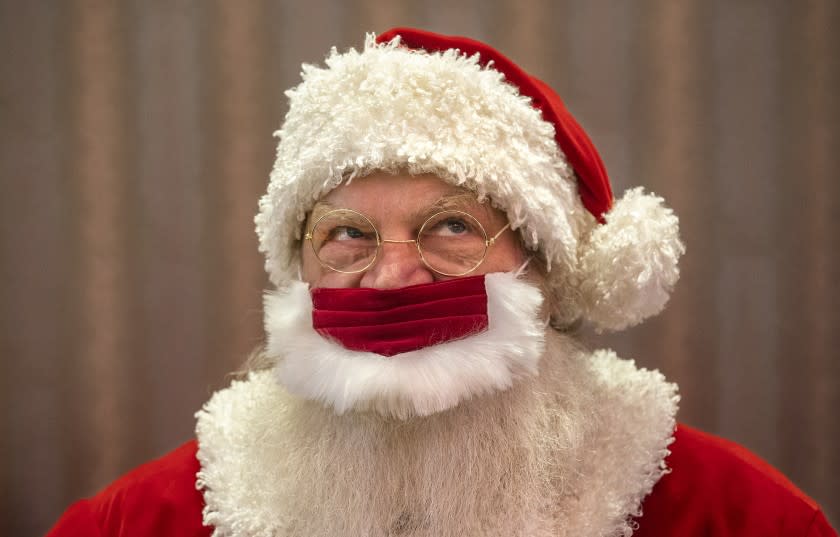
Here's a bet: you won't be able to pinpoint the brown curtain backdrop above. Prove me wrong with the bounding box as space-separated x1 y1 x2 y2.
1 1 838 534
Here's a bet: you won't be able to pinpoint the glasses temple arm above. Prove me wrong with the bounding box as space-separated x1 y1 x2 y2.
487 222 512 246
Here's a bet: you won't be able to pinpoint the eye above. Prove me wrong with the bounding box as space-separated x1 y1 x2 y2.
332 226 366 240
424 215 478 237
442 218 467 234
311 210 378 251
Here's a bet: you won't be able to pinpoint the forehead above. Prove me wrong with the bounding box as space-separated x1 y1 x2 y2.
323 173 468 204
313 172 497 220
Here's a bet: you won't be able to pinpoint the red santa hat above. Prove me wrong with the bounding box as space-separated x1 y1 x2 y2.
255 28 684 331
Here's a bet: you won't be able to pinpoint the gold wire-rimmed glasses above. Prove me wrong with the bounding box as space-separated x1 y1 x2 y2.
304 208 512 277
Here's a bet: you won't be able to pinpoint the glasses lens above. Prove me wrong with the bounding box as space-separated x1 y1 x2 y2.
418 211 488 276
311 210 379 272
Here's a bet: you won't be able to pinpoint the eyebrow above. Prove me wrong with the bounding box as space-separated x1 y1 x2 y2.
409 192 489 222
310 200 339 222
308 191 494 226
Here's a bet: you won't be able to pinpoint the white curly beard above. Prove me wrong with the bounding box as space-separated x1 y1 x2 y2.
275 345 588 537
196 331 678 537
199 335 582 536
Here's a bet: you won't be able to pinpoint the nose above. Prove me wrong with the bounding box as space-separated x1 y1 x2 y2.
359 241 435 289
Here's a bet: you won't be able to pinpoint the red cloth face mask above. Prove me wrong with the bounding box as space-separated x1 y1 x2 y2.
311 275 489 357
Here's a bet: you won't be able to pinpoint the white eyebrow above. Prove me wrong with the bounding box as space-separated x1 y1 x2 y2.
308 191 500 229
309 200 339 221
409 192 488 221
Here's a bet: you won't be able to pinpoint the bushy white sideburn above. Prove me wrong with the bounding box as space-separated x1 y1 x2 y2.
264 272 545 419
578 187 685 332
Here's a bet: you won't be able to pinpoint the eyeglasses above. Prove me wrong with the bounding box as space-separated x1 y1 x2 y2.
304 208 512 276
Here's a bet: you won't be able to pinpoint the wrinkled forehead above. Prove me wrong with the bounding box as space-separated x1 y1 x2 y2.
306 173 505 226
310 192 494 220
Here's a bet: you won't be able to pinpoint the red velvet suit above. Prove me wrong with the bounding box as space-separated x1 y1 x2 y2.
47 424 836 537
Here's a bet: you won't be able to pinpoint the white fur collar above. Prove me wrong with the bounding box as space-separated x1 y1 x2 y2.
263 272 546 419
195 347 679 537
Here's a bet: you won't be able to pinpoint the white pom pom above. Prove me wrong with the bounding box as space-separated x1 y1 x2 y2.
578 187 685 332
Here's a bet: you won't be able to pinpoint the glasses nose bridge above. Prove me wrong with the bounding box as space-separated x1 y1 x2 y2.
366 235 425 274
380 237 417 245
375 236 422 262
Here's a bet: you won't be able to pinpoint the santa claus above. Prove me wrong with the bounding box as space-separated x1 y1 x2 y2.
47 28 835 537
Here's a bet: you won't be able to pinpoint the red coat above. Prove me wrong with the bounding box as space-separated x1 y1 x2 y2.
46 424 836 537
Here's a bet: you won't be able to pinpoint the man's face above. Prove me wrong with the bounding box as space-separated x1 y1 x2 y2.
301 172 526 289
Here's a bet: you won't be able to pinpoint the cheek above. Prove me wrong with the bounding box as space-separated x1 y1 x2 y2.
300 246 363 289
482 236 527 273
300 243 319 283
